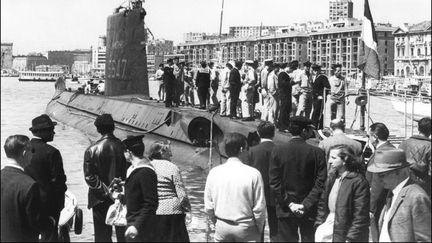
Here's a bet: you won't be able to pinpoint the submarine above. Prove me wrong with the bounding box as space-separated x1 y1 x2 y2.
46 1 292 169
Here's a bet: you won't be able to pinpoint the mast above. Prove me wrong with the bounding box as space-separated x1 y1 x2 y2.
218 0 224 64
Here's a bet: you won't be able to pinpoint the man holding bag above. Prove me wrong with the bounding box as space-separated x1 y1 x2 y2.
84 114 127 242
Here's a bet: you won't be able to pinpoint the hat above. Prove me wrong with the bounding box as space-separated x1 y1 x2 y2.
289 60 299 69
226 61 235 68
279 62 288 69
94 114 115 127
367 149 410 173
167 58 173 63
122 135 145 151
311 64 321 71
245 60 254 65
264 59 273 65
290 116 316 129
303 61 312 67
331 63 342 70
29 114 57 131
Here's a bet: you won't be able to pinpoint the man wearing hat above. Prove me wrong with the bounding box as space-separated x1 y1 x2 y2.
296 61 313 117
164 58 176 107
227 61 242 118
260 59 274 121
84 113 127 242
269 116 327 242
367 149 431 242
240 60 257 121
278 62 292 132
310 64 330 129
25 114 67 242
122 135 159 241
289 60 302 116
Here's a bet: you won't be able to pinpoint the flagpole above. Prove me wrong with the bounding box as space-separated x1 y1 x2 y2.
360 71 366 131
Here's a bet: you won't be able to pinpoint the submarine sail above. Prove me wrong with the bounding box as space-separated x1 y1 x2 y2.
105 6 148 96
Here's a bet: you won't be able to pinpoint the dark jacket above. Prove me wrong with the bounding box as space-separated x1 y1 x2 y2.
195 67 211 88
277 71 292 98
247 140 276 206
399 135 431 195
163 66 176 86
228 68 242 92
315 171 370 242
378 179 431 242
25 138 67 217
269 137 327 219
125 166 158 241
312 73 330 98
366 141 395 216
1 167 53 242
84 133 127 209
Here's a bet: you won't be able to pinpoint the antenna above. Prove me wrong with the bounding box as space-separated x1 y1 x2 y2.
218 0 224 64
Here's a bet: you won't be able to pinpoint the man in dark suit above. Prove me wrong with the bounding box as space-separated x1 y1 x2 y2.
277 62 292 132
25 114 67 242
247 121 278 241
310 64 330 129
269 116 327 242
84 114 127 242
164 58 176 107
227 61 242 118
365 122 396 240
2 135 55 242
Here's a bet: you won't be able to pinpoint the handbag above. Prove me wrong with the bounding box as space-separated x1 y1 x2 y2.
105 199 127 226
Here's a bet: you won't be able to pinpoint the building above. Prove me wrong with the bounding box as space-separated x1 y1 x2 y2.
393 21 431 77
228 26 290 38
184 32 207 43
176 32 309 65
1 43 13 69
307 25 395 77
35 65 69 73
147 39 174 55
329 0 353 21
12 55 48 71
177 24 395 77
92 35 106 76
48 49 91 73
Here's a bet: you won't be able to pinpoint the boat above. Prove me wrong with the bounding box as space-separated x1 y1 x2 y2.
46 1 294 169
19 71 64 82
391 96 431 119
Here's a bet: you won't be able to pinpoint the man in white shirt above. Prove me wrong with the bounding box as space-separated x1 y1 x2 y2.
241 60 257 121
367 149 431 242
266 63 280 124
260 59 273 121
204 133 267 242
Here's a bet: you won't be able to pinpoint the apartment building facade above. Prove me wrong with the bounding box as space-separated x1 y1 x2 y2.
393 21 431 77
329 0 353 21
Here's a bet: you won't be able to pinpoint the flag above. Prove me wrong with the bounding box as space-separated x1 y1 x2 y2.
360 0 380 79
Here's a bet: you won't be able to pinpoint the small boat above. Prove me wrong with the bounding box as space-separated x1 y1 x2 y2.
19 71 64 82
391 97 432 119
57 190 83 242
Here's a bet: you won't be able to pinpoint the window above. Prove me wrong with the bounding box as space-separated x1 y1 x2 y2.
417 48 421 56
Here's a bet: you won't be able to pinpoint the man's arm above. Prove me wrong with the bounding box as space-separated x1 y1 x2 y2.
269 148 286 208
253 172 267 234
83 148 101 189
49 149 67 212
412 192 432 242
204 171 216 224
302 149 327 212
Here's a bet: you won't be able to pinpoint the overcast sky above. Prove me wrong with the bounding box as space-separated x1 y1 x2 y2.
1 0 431 55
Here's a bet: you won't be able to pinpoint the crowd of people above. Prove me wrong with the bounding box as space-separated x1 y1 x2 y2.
156 57 350 129
1 111 431 242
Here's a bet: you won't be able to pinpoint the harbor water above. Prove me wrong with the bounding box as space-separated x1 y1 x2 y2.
1 77 424 241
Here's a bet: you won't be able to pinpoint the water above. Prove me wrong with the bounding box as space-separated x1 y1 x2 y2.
1 77 423 241
0 77 211 241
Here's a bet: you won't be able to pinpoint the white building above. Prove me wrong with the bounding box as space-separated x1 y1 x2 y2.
92 35 106 76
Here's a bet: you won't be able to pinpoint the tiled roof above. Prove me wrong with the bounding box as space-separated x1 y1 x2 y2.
409 20 431 32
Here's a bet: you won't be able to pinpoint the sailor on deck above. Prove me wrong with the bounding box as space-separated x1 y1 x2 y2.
241 60 257 121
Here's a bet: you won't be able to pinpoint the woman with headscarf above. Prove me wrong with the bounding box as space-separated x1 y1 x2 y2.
315 144 370 242
148 140 191 242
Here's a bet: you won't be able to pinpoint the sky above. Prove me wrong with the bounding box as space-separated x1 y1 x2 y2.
1 0 431 55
